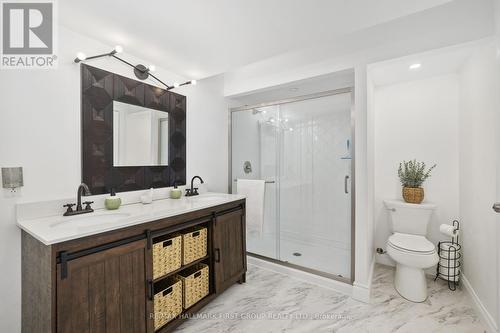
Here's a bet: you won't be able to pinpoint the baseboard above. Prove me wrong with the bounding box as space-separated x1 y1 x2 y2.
247 256 352 297
352 255 376 303
461 274 498 333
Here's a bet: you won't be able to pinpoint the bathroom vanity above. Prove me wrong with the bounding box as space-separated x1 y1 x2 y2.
18 193 246 333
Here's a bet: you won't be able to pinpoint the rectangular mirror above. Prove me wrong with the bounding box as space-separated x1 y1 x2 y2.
82 64 186 194
112 101 169 167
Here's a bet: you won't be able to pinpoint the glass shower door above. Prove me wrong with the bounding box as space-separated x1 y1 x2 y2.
230 90 353 280
231 105 279 259
278 93 352 279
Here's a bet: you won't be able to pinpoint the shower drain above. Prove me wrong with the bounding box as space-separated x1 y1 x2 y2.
292 252 302 257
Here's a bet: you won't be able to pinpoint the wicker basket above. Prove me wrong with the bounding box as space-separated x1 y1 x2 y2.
153 277 183 331
402 187 424 204
177 263 209 309
182 228 207 265
153 234 182 279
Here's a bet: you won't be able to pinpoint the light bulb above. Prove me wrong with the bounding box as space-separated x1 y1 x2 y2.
148 65 156 72
409 63 421 70
173 82 180 88
76 52 86 61
114 45 123 53
190 80 197 85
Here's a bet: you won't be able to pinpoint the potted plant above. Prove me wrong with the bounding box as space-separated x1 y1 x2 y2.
398 159 436 204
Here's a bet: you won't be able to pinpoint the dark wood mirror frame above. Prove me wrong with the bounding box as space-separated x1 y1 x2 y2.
81 64 186 195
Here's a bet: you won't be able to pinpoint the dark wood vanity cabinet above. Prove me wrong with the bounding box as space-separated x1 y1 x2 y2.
213 209 247 293
22 200 245 333
56 239 150 333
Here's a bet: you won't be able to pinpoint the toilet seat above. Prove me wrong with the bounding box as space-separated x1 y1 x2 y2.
388 233 436 254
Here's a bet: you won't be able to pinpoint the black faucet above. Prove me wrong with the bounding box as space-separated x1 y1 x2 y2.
185 176 204 196
63 183 94 216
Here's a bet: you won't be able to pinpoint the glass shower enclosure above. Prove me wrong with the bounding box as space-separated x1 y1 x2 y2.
230 89 354 281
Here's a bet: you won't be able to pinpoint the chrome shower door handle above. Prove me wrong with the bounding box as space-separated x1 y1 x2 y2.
344 175 350 194
493 202 500 213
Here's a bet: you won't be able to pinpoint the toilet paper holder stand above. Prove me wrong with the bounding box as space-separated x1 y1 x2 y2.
434 220 461 291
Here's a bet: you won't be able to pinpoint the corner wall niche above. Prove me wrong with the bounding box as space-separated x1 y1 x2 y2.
81 64 186 194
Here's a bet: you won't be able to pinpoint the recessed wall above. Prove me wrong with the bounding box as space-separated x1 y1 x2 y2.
372 74 460 263
369 39 499 330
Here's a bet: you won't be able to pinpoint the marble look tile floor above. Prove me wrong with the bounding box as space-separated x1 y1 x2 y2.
177 263 484 333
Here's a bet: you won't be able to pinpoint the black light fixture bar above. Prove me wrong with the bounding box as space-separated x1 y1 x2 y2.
83 52 112 61
74 46 196 91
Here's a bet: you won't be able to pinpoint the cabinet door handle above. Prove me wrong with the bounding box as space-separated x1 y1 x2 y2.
344 175 350 194
215 248 221 263
147 280 153 301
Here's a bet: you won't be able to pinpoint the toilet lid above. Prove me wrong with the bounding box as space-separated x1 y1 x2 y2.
388 233 435 253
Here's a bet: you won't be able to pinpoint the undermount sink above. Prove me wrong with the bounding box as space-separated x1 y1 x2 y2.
187 194 227 203
50 212 132 228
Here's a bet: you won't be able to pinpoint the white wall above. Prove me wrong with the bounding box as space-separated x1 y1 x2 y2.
185 73 229 193
373 75 460 265
495 0 500 35
459 41 499 330
0 26 228 332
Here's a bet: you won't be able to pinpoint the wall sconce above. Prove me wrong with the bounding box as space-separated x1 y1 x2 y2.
2 167 24 192
74 45 197 91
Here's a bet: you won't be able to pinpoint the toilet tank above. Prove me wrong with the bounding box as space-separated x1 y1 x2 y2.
383 199 436 236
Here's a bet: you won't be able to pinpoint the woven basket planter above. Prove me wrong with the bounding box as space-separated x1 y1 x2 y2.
402 187 424 204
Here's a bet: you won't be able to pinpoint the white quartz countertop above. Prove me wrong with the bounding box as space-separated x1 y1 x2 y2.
17 192 245 245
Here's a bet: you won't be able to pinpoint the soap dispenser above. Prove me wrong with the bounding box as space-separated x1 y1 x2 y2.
170 182 182 199
105 188 122 210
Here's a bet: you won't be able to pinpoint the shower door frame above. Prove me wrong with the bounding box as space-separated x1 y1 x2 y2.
228 87 356 284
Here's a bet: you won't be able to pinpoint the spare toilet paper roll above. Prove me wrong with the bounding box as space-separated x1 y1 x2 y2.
438 266 460 282
440 249 460 260
439 224 459 238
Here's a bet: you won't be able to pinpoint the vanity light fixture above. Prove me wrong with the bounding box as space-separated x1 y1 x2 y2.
73 45 196 91
76 52 86 62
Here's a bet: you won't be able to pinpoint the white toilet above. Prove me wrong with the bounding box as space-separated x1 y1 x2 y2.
384 199 439 302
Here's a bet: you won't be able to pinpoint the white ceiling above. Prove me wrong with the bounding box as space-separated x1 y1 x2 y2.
368 41 482 87
60 0 452 79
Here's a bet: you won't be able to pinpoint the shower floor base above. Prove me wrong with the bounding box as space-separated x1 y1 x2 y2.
247 233 351 279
